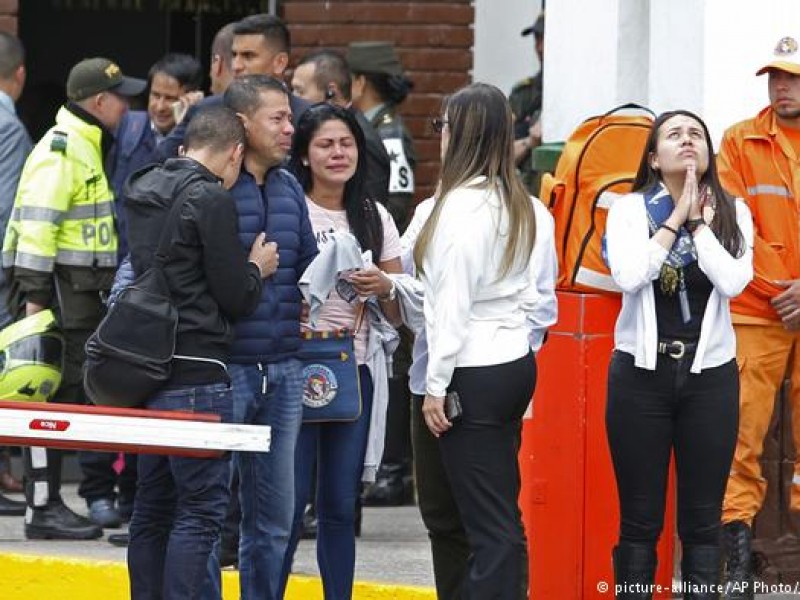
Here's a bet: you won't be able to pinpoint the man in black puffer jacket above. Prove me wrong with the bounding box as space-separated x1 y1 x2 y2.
123 104 278 600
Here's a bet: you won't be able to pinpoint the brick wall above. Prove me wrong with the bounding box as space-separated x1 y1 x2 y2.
0 0 18 33
283 1 474 201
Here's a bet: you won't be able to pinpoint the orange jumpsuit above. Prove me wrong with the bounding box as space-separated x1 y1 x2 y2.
717 106 800 525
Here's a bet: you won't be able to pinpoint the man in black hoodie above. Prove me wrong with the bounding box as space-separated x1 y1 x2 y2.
123 104 277 600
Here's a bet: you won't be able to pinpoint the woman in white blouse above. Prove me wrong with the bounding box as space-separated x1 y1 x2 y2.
414 82 555 599
604 110 753 598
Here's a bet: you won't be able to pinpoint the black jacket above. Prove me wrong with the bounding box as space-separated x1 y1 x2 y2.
124 157 262 384
369 105 416 232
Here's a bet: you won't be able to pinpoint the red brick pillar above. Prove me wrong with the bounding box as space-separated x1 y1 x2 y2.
0 0 19 34
282 1 474 201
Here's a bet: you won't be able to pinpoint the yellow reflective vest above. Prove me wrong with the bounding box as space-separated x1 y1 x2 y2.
3 106 118 274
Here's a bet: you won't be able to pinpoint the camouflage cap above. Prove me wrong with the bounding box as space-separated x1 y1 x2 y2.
66 57 146 101
346 42 403 77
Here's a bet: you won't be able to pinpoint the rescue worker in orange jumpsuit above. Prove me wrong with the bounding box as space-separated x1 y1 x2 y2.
717 35 800 599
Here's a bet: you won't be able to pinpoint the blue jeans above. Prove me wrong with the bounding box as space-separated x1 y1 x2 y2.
127 382 233 600
231 359 304 600
279 365 374 600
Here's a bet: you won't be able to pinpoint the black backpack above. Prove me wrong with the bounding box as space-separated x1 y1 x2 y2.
83 193 186 408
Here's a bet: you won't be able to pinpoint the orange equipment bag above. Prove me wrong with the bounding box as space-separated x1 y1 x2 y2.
539 104 654 293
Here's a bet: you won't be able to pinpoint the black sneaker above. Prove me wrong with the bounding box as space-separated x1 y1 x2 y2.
108 532 129 547
25 502 103 540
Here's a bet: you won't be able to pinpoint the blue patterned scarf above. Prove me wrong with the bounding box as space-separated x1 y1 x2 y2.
644 183 697 270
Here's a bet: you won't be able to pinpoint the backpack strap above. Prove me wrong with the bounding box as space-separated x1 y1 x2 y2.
600 103 656 120
152 177 198 268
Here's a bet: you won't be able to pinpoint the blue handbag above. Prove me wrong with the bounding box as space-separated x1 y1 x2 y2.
298 307 365 423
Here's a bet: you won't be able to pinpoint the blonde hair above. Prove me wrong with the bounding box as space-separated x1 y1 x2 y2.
414 83 536 277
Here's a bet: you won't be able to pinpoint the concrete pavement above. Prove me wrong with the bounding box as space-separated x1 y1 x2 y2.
0 483 435 599
0 482 797 598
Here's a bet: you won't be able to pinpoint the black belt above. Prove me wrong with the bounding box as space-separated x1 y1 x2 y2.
656 340 698 359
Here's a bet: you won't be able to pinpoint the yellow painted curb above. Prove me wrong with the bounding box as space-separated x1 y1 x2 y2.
0 552 436 600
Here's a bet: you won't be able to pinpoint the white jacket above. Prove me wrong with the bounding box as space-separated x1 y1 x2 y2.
419 180 558 396
605 192 754 373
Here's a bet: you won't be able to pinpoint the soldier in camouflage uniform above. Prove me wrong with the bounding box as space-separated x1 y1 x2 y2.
509 12 545 193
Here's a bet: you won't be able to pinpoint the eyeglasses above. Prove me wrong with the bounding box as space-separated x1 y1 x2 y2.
431 117 449 134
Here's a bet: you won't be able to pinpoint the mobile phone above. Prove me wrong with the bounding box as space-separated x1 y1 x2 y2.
172 100 184 123
444 391 462 422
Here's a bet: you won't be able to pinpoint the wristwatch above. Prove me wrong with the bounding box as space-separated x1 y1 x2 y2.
685 218 705 233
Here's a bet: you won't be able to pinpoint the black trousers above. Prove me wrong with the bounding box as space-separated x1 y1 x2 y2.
606 351 738 547
382 374 412 466
78 451 137 506
381 326 414 468
412 393 469 600
438 352 536 600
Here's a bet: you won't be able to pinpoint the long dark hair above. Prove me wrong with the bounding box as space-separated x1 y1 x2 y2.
289 103 384 262
633 109 744 257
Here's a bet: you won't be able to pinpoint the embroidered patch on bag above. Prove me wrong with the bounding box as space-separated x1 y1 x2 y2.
302 364 338 408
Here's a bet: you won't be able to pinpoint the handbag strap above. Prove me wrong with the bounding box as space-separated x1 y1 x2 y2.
353 302 367 335
300 301 368 336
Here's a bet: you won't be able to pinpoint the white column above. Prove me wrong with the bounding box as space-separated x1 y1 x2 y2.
616 0 651 107
544 0 800 145
542 0 632 142
697 0 800 143
647 0 704 119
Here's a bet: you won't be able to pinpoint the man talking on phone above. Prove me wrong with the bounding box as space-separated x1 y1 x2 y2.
109 53 203 257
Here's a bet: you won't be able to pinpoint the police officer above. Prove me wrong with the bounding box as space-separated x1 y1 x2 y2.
348 41 417 506
3 57 145 539
510 12 545 193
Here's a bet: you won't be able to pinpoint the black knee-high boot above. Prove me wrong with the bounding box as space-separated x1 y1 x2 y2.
613 543 657 599
681 545 722 599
